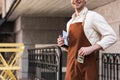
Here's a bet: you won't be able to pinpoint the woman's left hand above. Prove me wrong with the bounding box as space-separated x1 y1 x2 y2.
78 44 102 56
78 46 93 56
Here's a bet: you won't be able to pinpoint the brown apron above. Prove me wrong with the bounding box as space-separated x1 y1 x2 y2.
65 22 98 80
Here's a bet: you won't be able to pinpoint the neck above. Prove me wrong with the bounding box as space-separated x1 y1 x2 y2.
75 6 84 16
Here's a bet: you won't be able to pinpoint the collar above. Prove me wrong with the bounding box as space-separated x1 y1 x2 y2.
72 7 88 18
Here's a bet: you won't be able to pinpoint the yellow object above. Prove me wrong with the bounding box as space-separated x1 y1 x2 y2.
0 43 24 80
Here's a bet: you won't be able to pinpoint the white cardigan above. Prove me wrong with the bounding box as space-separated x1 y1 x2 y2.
67 7 117 50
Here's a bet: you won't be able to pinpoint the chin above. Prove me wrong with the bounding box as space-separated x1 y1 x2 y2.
75 6 82 9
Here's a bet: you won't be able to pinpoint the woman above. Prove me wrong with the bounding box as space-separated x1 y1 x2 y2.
57 0 117 80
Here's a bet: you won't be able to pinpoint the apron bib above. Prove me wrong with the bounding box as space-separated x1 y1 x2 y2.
65 22 98 80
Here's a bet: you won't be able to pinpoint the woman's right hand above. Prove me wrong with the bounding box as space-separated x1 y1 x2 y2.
57 35 64 47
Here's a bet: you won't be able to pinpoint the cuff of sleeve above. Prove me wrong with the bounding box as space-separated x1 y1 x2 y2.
96 42 106 50
62 45 69 49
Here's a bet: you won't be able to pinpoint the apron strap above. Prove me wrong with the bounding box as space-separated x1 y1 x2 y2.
82 11 88 26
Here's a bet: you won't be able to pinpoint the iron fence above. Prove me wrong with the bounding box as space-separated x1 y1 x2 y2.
101 53 120 80
28 46 62 80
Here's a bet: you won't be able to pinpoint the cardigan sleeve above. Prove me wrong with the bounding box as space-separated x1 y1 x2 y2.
92 12 117 50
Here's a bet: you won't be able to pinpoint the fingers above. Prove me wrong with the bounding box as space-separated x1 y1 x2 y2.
78 46 92 57
57 35 64 46
59 35 62 37
78 47 85 57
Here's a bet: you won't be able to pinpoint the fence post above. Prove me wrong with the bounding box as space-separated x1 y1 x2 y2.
57 46 62 80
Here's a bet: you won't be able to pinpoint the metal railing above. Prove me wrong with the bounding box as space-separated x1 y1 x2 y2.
28 46 62 80
101 53 120 80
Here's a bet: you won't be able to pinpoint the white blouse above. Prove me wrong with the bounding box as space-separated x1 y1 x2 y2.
66 7 117 50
